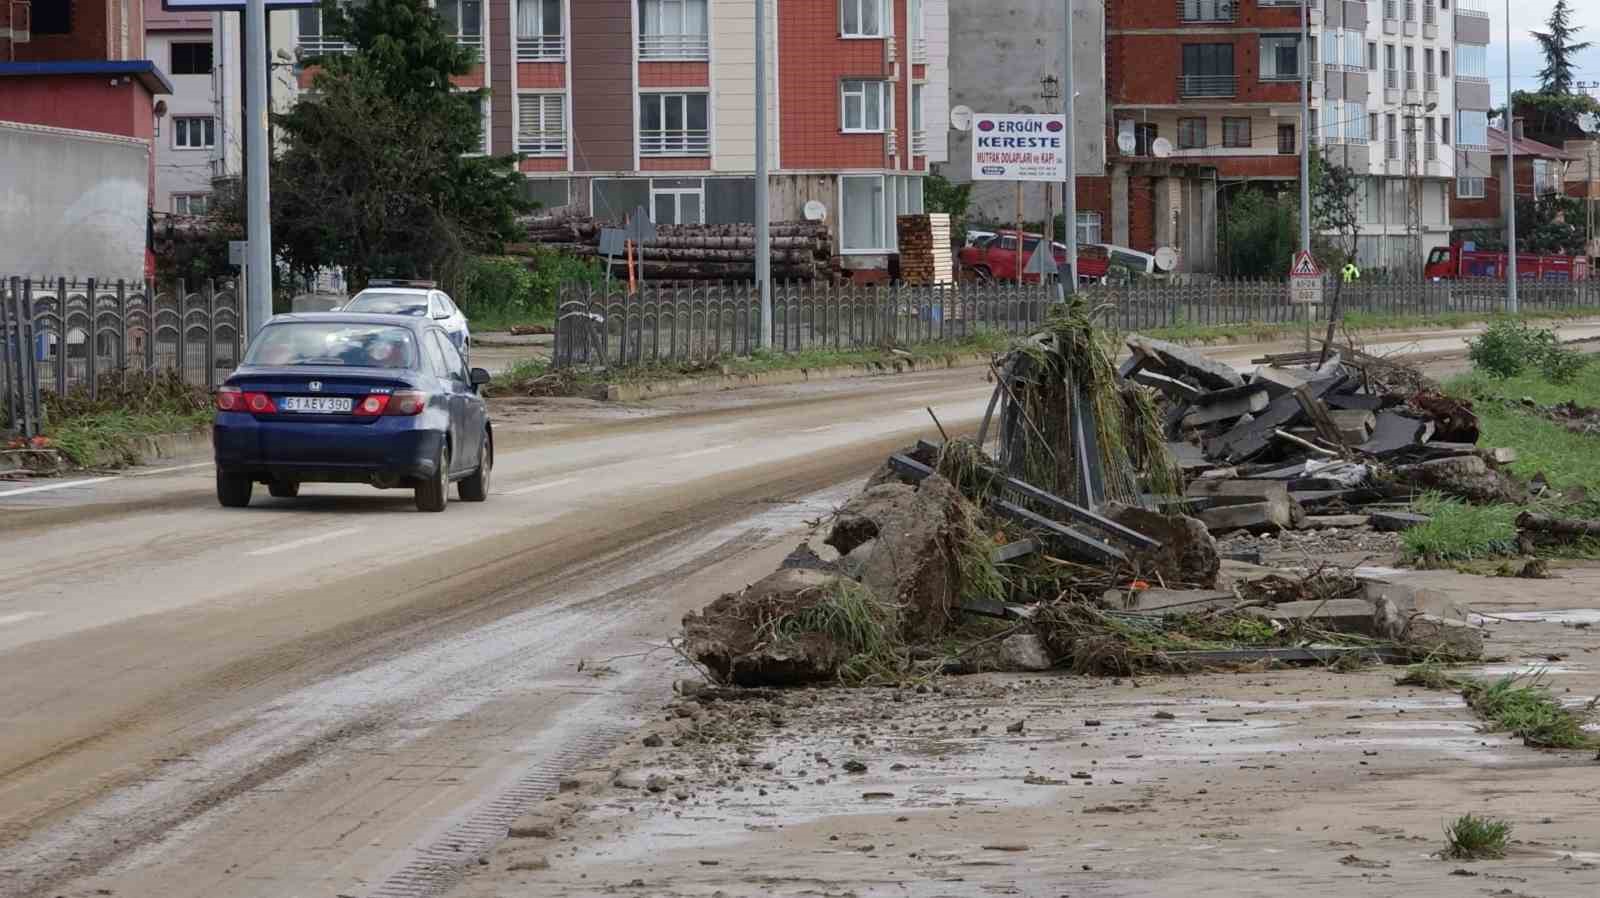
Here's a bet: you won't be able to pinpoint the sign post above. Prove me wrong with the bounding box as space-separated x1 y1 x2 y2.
1289 249 1323 352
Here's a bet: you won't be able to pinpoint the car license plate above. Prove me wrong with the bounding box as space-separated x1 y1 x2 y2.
281 396 353 414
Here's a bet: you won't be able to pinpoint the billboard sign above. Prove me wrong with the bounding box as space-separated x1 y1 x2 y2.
970 114 1067 182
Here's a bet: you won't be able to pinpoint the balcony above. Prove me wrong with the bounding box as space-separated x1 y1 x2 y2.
1456 0 1488 15
1404 0 1415 20
517 34 564 61
1177 74 1237 98
297 38 353 56
1177 0 1235 22
517 130 566 156
1404 70 1417 91
912 130 928 155
1425 141 1437 162
639 33 710 60
1383 0 1396 19
1425 72 1438 92
640 129 710 156
1385 68 1398 89
911 37 927 63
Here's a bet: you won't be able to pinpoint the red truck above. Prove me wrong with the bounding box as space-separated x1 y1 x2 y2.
957 231 1110 285
1423 243 1590 281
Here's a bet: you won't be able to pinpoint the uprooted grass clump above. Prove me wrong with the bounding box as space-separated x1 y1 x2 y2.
766 579 908 686
1443 814 1513 860
1398 663 1597 750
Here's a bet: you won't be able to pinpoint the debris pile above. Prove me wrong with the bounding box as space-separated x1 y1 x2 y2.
1126 335 1523 534
679 306 1486 687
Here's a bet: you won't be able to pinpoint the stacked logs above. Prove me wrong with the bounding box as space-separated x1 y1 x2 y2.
514 212 836 282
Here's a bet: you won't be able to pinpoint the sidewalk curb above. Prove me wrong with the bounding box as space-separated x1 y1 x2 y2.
602 352 995 402
79 429 213 470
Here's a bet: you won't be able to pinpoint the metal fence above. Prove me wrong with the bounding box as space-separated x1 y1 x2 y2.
2 276 244 437
553 281 1056 368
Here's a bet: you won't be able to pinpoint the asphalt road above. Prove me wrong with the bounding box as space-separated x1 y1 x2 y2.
2 322 1597 898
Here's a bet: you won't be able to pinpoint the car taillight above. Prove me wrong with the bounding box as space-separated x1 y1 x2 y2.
245 392 276 413
353 394 390 417
216 388 277 413
383 391 428 416
215 386 242 411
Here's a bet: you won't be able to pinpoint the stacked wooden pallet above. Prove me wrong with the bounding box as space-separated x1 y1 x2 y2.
895 214 954 285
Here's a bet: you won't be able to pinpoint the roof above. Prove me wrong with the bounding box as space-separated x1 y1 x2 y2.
1487 127 1578 161
0 60 175 95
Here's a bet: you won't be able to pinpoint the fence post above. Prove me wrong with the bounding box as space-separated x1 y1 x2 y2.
204 279 219 390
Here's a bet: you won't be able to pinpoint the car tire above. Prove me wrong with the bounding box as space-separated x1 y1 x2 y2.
268 480 300 498
415 443 449 512
458 430 491 501
217 470 253 508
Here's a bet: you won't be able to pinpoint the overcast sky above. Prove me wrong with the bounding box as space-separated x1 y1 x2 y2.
1483 0 1600 103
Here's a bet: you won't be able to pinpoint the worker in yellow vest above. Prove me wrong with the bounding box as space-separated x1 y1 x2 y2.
1341 261 1362 284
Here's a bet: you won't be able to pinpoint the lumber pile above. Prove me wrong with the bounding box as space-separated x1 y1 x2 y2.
895 214 954 285
1122 335 1523 535
513 211 836 282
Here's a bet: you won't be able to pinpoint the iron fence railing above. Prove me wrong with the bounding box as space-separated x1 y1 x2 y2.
551 279 1600 372
2 276 243 437
516 34 564 60
638 33 710 59
1178 74 1237 98
1178 0 1235 22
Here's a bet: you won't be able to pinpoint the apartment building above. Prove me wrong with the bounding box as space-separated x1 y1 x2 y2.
287 0 950 270
1090 0 1491 275
143 0 242 217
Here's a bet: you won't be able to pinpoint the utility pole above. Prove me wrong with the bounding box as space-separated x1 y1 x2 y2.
1505 0 1518 314
754 0 771 348
244 0 272 336
1062 0 1077 296
1298 0 1311 255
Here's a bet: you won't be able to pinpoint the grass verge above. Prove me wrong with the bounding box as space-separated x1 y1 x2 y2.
1138 308 1600 346
1400 493 1519 565
36 371 213 466
1444 814 1513 860
49 409 212 466
1398 663 1597 750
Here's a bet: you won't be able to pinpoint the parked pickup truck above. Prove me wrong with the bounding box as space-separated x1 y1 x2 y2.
1424 243 1589 281
957 230 1110 285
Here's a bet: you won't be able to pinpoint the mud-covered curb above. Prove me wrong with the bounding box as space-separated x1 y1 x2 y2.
601 352 993 402
75 428 212 471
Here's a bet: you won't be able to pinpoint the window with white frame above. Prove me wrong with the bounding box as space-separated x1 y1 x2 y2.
296 3 352 55
1259 35 1301 81
841 80 887 133
171 193 210 216
841 0 888 38
517 93 565 155
1077 212 1102 246
1457 176 1486 198
437 0 483 50
1457 109 1488 149
909 0 926 60
911 84 926 154
841 175 889 251
639 0 708 60
651 180 704 225
173 116 215 149
518 0 563 60
1456 43 1487 79
463 92 490 155
639 92 709 155
1534 159 1560 196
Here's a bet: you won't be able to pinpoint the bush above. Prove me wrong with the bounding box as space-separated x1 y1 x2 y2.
1466 319 1586 382
454 250 601 325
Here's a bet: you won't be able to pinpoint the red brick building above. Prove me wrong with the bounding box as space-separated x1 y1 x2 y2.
1451 125 1577 236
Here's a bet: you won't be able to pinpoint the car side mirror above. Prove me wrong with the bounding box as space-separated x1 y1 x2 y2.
469 367 492 387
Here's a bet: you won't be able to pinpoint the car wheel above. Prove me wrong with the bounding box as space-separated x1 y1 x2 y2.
415 443 449 512
217 470 253 508
458 430 491 502
268 480 300 498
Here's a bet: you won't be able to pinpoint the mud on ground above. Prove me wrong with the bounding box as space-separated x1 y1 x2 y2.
456 564 1600 898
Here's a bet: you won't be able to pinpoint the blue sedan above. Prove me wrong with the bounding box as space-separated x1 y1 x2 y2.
213 313 493 512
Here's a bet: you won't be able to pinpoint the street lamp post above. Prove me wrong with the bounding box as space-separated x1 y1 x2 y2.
1504 0 1519 314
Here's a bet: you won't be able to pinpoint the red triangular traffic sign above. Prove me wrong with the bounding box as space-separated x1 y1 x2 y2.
1290 250 1321 277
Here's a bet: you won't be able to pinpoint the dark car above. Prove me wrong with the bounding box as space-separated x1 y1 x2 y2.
212 313 493 512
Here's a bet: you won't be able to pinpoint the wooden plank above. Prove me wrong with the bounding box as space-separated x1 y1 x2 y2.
1205 375 1346 462
991 538 1040 563
1199 499 1294 534
1186 479 1291 507
1294 384 1348 450
991 499 1127 564
1131 369 1205 403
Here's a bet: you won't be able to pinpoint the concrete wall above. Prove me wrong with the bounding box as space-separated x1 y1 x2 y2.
1 121 151 278
947 0 1105 223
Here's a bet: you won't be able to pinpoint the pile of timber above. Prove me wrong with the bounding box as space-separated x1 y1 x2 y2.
512 211 836 282
1121 335 1521 535
895 214 954 285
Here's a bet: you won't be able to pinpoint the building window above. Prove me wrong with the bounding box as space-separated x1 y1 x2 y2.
1457 44 1487 79
1534 159 1559 196
517 93 565 155
173 116 215 149
1259 35 1300 81
32 1 70 33
1457 110 1488 148
1385 113 1398 159
463 93 490 155
1180 43 1235 96
1457 177 1486 199
639 0 708 60
1181 0 1235 22
651 180 704 225
1384 44 1398 89
1369 113 1379 144
170 42 214 76
1178 117 1207 150
1077 212 1102 246
841 0 889 38
909 0 926 60
911 83 926 154
1278 123 1296 154
437 0 484 51
640 92 710 155
841 175 889 252
1222 117 1250 149
518 0 564 60
1135 122 1159 156
1441 49 1450 78
1442 115 1451 145
1367 41 1378 71
297 4 353 55
171 193 210 216
1424 117 1437 160
841 80 887 133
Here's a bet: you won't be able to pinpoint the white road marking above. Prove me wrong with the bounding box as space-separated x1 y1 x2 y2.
127 461 213 477
0 612 44 627
672 444 735 460
0 477 118 500
246 527 364 558
502 476 579 496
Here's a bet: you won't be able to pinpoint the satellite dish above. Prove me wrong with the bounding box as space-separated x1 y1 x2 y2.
1151 137 1173 159
1116 131 1137 155
950 106 974 132
803 200 828 222
1154 246 1179 272
1579 112 1600 133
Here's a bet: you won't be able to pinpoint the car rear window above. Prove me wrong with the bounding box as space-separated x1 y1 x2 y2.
345 292 429 316
245 323 419 369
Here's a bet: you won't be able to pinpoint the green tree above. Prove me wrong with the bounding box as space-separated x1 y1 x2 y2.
1222 188 1298 278
1534 0 1593 96
271 0 528 290
1459 195 1587 255
1310 148 1362 270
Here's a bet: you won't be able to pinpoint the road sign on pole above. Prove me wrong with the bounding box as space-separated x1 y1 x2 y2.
1289 249 1323 305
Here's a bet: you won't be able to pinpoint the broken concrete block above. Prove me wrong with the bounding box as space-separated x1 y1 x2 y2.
1328 409 1377 444
1360 581 1467 623
1182 389 1270 428
1302 514 1371 529
998 634 1054 671
1104 503 1221 589
1249 365 1307 399
1186 479 1291 509
1127 334 1245 391
1124 588 1238 614
1199 498 1294 535
1404 615 1485 661
1370 511 1430 532
1132 369 1204 402
1359 412 1431 457
1248 598 1383 635
1397 454 1529 505
1372 596 1405 641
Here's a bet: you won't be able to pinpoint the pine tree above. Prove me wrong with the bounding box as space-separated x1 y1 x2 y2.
1533 0 1594 95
